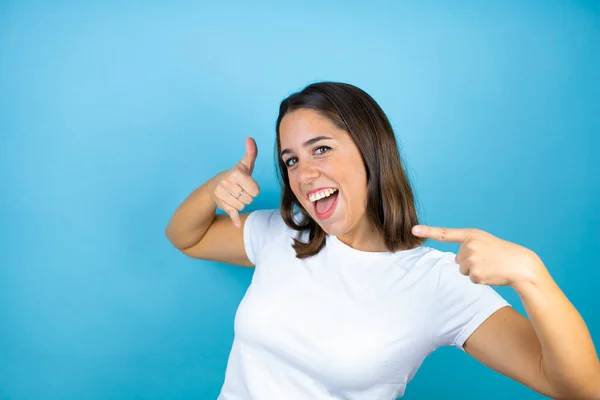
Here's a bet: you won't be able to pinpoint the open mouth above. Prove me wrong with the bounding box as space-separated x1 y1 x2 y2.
310 188 339 220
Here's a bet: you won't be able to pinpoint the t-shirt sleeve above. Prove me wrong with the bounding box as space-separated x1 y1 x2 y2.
242 208 283 266
431 252 511 352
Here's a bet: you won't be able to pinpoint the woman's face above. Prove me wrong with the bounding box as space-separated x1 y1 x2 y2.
279 108 369 236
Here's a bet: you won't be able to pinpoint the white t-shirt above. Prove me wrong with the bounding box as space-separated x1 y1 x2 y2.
218 209 510 399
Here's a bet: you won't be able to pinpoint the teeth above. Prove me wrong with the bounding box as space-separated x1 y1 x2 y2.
308 188 338 203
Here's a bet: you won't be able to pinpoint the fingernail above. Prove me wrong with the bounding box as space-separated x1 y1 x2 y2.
413 226 422 234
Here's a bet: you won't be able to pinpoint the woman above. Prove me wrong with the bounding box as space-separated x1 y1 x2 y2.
165 82 600 399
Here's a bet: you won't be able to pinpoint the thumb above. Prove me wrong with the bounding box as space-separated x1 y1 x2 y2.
239 137 258 174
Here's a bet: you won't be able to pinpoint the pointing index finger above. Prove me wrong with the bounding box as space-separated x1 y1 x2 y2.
412 225 468 244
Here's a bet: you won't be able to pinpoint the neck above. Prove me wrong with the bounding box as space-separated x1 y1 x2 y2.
336 222 389 253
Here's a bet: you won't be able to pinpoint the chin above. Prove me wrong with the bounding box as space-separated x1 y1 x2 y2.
323 227 342 236
317 217 347 236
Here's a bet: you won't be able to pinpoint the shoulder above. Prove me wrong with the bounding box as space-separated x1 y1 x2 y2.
243 208 306 265
246 208 283 227
408 247 479 291
244 208 307 246
402 246 456 276
396 247 475 295
412 246 453 265
245 208 302 233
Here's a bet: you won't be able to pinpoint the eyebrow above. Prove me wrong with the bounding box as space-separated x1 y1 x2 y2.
280 136 333 158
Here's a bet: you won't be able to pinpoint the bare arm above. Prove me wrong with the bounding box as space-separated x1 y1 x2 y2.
412 225 600 399
164 138 260 266
465 265 600 399
515 264 600 398
164 171 225 250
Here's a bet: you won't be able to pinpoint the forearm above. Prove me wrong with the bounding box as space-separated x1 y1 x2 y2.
165 172 225 250
514 256 600 398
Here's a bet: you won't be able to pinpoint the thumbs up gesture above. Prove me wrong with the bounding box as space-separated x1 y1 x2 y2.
212 137 260 228
411 225 544 289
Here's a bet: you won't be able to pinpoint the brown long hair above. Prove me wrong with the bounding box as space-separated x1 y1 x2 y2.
275 82 425 259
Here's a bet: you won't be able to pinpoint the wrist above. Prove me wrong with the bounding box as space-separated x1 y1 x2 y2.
510 251 548 294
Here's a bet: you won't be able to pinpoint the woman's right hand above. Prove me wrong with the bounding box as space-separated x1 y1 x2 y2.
212 137 260 228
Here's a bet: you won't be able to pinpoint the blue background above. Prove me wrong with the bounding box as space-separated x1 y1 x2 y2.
1 1 599 399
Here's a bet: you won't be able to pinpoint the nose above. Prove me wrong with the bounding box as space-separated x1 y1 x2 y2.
297 159 320 185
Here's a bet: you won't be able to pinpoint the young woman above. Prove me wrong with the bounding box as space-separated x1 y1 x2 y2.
165 82 600 399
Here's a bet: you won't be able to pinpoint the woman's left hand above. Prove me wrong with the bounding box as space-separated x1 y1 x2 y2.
411 224 545 289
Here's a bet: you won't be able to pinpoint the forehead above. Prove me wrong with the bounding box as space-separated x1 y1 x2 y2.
279 109 345 144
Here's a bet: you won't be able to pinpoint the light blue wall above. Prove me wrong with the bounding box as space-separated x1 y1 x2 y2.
1 1 598 399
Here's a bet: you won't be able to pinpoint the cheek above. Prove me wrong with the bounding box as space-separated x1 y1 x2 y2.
343 175 368 209
287 176 302 200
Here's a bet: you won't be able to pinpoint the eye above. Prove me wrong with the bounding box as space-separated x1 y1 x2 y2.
315 146 331 155
283 157 297 167
283 146 331 169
